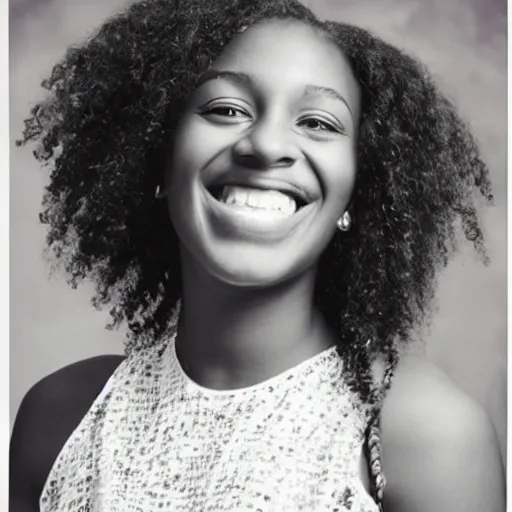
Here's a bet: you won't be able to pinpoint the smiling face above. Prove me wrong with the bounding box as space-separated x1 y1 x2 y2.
166 19 361 287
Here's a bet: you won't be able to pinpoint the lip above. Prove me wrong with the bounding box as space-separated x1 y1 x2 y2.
205 175 316 206
200 181 317 242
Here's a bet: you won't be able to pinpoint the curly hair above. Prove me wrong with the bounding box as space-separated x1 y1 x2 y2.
19 0 490 456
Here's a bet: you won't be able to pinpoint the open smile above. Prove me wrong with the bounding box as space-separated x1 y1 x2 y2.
208 184 310 216
201 180 317 240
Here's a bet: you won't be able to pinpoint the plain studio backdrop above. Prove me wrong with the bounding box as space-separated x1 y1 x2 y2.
10 0 506 465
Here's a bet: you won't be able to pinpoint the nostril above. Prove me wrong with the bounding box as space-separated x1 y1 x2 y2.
268 156 296 169
233 153 266 170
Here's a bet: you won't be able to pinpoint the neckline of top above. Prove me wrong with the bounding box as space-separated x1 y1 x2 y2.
168 335 341 397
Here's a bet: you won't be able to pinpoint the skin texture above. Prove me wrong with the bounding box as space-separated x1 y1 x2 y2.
168 21 361 389
168 21 360 288
11 0 504 510
381 356 505 512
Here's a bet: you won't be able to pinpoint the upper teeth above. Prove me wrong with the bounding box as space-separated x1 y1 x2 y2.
220 186 297 215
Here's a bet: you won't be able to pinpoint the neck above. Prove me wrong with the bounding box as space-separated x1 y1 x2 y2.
175 253 335 390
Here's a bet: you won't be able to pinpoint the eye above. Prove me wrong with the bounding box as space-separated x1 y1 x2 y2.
208 106 247 117
199 102 253 124
298 115 344 134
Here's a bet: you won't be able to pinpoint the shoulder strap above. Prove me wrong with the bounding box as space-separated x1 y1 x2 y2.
364 348 398 510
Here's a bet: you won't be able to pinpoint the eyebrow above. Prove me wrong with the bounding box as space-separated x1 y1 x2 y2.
196 70 253 89
303 85 353 116
196 69 353 117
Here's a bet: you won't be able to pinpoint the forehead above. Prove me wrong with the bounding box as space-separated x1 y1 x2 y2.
210 19 360 115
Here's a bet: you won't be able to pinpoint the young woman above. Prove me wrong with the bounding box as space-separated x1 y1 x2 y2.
10 0 505 511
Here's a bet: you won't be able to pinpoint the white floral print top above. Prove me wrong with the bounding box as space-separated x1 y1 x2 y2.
40 335 380 511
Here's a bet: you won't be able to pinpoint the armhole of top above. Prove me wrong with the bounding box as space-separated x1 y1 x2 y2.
39 358 126 509
96 370 117 401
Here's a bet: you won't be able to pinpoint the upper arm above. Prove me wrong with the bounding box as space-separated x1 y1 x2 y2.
381 357 505 512
9 355 124 511
10 382 46 512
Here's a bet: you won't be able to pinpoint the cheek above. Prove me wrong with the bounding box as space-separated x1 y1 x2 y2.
165 119 228 245
167 125 211 212
165 130 199 239
168 123 201 185
318 144 358 209
168 118 232 183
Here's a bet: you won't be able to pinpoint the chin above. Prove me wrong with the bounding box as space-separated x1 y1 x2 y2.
205 250 304 289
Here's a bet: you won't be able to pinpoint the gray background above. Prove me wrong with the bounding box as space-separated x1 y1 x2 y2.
10 0 506 464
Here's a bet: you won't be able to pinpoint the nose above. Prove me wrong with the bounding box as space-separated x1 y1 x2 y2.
232 115 301 169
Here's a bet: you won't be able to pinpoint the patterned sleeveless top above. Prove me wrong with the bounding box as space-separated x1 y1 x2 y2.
39 334 383 511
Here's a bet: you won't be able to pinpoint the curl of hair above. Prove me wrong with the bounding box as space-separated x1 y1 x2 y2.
316 19 491 374
19 0 490 427
19 0 318 348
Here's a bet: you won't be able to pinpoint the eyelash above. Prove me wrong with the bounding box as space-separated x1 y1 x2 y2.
200 104 344 135
201 104 251 119
297 116 343 134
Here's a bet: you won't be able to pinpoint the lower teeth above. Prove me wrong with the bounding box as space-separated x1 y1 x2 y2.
224 202 292 214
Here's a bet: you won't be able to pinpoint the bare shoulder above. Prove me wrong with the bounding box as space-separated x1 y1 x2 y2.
380 355 505 512
10 354 124 511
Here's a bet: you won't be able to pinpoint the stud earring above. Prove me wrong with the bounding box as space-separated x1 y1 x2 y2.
155 185 167 199
336 211 351 232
